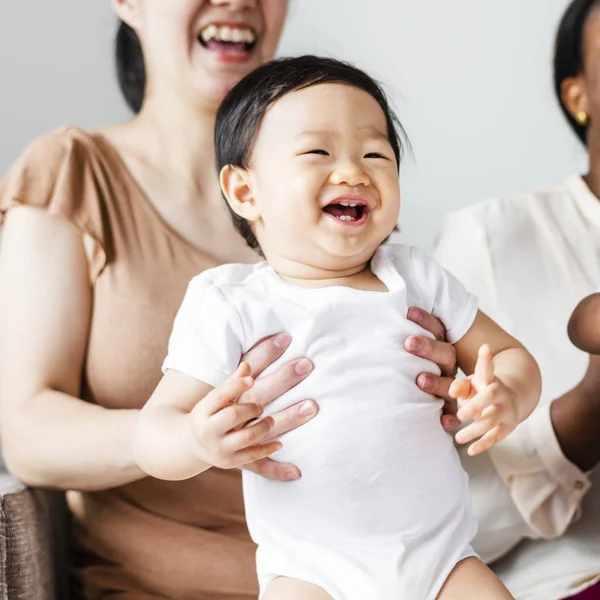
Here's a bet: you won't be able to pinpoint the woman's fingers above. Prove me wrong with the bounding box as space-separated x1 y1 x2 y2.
407 307 446 341
263 399 318 439
240 333 292 378
416 373 455 400
467 423 508 456
473 344 495 387
242 458 301 481
441 407 461 432
406 336 457 378
238 358 313 408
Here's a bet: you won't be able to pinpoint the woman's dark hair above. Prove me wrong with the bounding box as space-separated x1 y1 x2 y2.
116 20 146 114
554 0 600 144
215 55 408 252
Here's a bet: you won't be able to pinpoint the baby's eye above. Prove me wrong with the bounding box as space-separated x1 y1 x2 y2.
304 149 330 156
365 152 388 160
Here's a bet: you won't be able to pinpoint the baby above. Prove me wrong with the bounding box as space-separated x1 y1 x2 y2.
134 56 541 600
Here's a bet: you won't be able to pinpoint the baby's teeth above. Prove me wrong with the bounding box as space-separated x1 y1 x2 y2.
349 203 358 207
340 202 350 206
201 24 218 41
232 28 244 43
245 30 256 43
220 26 233 42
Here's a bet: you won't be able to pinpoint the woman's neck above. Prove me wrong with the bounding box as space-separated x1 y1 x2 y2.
106 94 221 204
584 135 600 200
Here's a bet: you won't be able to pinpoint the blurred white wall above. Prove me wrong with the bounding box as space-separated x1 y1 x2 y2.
0 0 586 248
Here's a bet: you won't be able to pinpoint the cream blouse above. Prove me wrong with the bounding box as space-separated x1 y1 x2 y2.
434 175 600 599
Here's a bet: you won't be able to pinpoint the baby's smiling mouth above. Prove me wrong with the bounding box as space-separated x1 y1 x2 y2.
322 199 371 225
198 23 257 56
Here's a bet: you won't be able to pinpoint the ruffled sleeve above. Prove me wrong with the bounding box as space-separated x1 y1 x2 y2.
0 126 107 280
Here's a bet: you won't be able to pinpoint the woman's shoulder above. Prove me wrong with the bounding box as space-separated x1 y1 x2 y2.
442 179 576 233
7 125 102 169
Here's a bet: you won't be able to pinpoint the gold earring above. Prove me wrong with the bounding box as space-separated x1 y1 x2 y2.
576 111 589 126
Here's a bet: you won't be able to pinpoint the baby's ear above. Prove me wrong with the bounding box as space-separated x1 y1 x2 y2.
220 165 260 221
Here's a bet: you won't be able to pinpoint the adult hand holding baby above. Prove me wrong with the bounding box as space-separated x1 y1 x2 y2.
405 307 460 431
234 333 318 481
135 333 317 483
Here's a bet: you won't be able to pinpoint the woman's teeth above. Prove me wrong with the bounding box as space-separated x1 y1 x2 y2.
200 25 256 45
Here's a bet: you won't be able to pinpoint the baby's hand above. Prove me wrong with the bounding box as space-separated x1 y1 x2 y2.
568 292 600 353
449 345 519 456
187 363 281 469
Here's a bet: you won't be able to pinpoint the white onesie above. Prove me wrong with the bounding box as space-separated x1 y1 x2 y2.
163 244 479 600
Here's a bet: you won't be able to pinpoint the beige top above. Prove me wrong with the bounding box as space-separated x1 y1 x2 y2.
0 126 259 600
434 175 600 600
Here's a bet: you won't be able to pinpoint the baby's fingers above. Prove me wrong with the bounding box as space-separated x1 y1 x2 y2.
466 423 509 456
231 440 284 467
454 409 498 446
473 344 494 388
222 416 276 453
449 378 472 401
211 401 264 435
203 363 254 415
457 382 500 422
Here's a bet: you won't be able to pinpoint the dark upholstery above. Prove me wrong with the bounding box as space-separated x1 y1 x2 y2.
0 475 69 600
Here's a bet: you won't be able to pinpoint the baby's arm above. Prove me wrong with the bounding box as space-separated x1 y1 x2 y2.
133 363 279 481
567 292 600 353
449 311 541 456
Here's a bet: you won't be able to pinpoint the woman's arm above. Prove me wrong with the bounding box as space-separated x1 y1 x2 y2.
0 207 317 490
0 206 144 491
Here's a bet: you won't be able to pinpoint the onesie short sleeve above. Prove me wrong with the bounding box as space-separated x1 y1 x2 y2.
162 274 245 387
378 244 478 344
0 127 108 280
402 246 479 343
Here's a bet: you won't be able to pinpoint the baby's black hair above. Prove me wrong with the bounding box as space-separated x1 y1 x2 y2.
215 55 407 252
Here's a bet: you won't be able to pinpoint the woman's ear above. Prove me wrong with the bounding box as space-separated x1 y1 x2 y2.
561 74 590 122
113 0 142 29
220 165 261 221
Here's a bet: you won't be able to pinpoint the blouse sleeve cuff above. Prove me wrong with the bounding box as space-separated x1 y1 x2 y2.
487 402 590 539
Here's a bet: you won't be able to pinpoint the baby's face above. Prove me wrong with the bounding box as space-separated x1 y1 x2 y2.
245 83 401 272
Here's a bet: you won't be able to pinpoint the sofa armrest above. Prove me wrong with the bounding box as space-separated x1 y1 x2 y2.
0 475 69 600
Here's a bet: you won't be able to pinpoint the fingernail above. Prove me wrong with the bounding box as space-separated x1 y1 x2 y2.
295 359 313 375
285 469 301 481
405 337 422 352
273 334 292 348
417 374 431 390
408 308 422 323
457 409 467 421
299 400 317 417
